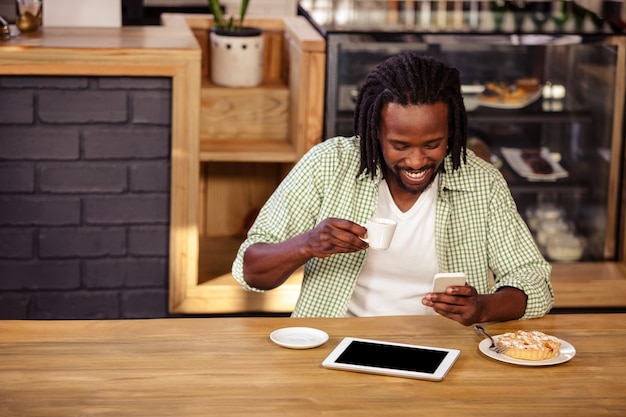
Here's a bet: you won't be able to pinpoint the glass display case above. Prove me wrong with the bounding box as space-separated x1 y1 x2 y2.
299 0 626 264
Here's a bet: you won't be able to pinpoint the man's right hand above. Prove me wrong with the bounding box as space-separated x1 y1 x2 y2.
242 218 368 290
302 218 369 258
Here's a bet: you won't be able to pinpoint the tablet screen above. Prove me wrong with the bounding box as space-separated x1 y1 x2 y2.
322 337 461 381
336 340 448 373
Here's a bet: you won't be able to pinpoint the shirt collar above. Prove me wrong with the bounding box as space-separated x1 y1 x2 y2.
439 154 473 193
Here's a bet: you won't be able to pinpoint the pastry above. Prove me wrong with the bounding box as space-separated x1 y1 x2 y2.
515 77 540 93
521 149 553 174
497 330 561 361
502 85 527 104
479 81 527 104
479 78 540 105
479 82 505 103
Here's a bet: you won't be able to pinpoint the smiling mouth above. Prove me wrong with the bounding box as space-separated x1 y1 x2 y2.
404 170 427 180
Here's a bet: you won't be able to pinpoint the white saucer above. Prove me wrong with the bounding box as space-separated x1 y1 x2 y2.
479 334 576 366
270 327 329 349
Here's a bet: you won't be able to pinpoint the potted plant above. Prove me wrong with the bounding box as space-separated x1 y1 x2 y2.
207 0 264 87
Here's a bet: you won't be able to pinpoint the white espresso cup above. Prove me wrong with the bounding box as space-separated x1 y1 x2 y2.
363 217 397 250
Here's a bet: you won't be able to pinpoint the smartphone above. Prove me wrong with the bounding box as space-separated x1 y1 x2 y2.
431 272 467 293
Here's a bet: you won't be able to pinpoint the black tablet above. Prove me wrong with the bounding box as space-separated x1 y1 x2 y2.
322 337 461 381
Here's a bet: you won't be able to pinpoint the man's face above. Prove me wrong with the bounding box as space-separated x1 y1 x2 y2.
379 101 449 199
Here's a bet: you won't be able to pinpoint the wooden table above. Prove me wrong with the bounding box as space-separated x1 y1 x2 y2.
1 314 625 416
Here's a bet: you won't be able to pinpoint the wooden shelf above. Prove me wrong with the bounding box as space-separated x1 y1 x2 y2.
200 140 302 162
198 78 297 161
181 14 326 164
199 78 292 161
194 236 301 314
166 14 326 314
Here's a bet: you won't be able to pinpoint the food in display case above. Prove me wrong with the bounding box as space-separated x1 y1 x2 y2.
501 147 568 181
477 79 543 109
536 217 572 246
515 77 541 93
526 204 565 231
525 204 585 262
545 233 586 262
520 148 553 174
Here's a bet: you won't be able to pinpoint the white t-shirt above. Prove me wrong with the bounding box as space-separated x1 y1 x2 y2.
346 177 439 316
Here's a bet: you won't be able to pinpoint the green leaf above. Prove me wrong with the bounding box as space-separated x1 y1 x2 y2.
208 0 224 29
208 0 251 31
239 0 251 29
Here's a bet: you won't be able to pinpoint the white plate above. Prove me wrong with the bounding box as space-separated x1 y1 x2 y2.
501 147 569 182
477 88 543 109
478 334 576 366
270 327 329 349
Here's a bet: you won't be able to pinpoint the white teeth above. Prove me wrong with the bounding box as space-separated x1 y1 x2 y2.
405 170 426 180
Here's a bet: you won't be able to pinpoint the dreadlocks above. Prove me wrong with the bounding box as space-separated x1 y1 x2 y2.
354 52 468 179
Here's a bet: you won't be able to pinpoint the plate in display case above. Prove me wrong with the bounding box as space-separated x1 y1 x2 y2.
501 147 569 181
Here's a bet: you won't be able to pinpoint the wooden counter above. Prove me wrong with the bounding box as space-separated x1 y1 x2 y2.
0 16 202 316
551 262 626 310
1 314 625 416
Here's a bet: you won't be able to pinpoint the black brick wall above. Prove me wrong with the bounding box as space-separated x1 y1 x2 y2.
0 76 174 319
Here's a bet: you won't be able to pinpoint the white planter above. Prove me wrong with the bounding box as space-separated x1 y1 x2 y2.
210 27 264 88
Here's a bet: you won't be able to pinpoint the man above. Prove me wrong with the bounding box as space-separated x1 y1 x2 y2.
232 53 554 325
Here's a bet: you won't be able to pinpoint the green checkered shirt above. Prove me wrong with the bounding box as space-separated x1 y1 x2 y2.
232 136 554 318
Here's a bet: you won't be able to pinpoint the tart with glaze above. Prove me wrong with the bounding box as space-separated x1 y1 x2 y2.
497 330 561 361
